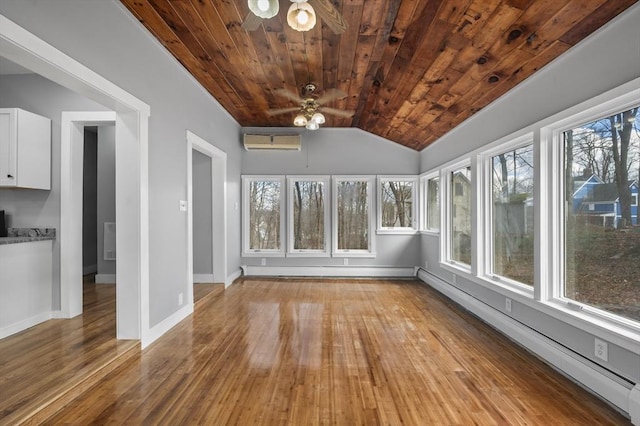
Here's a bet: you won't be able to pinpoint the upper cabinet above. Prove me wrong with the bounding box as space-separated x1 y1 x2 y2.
0 108 51 190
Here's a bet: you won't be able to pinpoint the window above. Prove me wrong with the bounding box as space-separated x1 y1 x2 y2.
378 176 418 233
333 176 375 256
242 176 285 256
449 165 471 266
421 173 440 232
488 143 534 286
561 105 639 323
288 176 330 256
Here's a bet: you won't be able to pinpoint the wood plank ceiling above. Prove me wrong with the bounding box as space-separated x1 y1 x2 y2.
120 0 637 151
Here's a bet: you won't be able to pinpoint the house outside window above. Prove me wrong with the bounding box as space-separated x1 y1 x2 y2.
332 176 375 257
288 176 330 256
560 105 639 324
378 176 418 234
242 176 285 256
489 143 534 286
443 164 472 267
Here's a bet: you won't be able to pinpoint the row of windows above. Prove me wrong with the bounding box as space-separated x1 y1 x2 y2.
423 95 639 334
242 175 418 257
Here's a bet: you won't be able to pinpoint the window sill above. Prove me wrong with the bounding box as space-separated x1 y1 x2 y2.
242 251 284 258
376 229 419 235
286 251 331 258
332 251 376 258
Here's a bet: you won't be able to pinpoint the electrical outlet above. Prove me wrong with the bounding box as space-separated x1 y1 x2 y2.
179 200 187 212
452 273 457 284
594 338 608 362
505 298 512 313
343 258 349 266
424 261 429 269
261 258 266 266
178 292 183 306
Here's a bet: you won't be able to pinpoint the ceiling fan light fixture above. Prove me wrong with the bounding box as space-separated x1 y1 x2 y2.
248 0 279 19
306 120 320 130
293 114 308 127
287 2 316 32
311 112 325 124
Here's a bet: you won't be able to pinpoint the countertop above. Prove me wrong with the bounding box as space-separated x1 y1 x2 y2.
0 228 56 245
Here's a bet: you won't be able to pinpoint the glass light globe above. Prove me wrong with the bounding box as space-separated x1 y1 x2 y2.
293 114 307 127
311 112 325 124
287 2 316 31
297 10 309 25
248 0 278 19
306 120 319 130
257 0 270 11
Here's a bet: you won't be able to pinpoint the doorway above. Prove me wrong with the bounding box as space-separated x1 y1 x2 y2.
186 130 227 307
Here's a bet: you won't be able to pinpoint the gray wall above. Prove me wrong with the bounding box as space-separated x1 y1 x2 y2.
97 125 116 277
419 4 640 385
241 127 422 268
0 0 243 328
192 149 213 276
82 128 98 274
0 73 108 309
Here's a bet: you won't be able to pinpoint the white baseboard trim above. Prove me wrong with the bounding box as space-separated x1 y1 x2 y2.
630 384 640 425
95 274 116 284
193 274 214 283
0 311 53 339
225 269 243 287
83 264 97 275
417 269 635 421
142 303 193 350
243 265 416 278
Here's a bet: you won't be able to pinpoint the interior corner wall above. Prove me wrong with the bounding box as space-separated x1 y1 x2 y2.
0 0 243 329
97 125 116 277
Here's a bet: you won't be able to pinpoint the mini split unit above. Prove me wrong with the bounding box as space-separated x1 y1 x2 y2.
243 134 301 151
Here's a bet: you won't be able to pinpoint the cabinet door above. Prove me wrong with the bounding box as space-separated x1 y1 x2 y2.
0 109 17 186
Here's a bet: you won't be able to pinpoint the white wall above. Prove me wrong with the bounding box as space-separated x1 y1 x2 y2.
97 125 116 277
0 0 243 328
192 149 213 277
419 2 640 394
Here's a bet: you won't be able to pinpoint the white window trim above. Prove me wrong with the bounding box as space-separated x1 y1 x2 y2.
540 82 640 336
477 133 535 294
420 171 440 234
242 175 286 257
332 175 376 257
377 175 418 234
287 175 331 257
440 161 472 274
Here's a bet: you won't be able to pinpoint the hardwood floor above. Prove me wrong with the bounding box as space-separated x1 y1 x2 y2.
20 278 629 425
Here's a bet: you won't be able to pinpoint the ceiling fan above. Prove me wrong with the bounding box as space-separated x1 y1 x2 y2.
267 83 354 130
242 0 348 34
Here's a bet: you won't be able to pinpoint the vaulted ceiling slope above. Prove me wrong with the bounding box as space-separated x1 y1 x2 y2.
120 0 636 151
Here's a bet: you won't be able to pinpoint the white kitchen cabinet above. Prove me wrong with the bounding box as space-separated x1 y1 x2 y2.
0 108 51 189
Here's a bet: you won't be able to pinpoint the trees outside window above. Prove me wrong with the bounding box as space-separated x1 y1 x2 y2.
288 177 330 255
333 177 374 255
491 144 534 286
426 176 440 231
563 105 639 322
378 177 417 233
243 176 284 256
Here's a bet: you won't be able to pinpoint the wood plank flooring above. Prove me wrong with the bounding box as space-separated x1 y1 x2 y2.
28 278 630 425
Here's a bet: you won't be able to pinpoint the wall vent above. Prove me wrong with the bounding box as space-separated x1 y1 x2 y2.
243 134 301 151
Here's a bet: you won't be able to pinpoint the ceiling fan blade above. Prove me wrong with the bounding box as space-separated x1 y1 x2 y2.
241 12 263 31
266 107 301 116
274 88 303 103
316 88 347 105
308 0 348 34
320 107 354 118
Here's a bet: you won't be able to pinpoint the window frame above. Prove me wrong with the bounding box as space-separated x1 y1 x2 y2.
242 175 286 257
287 175 331 257
478 133 535 293
420 171 440 234
440 160 472 273
332 175 376 257
541 89 640 334
377 175 418 234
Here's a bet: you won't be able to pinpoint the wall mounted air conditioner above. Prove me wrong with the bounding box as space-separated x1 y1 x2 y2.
243 134 301 151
